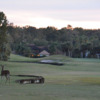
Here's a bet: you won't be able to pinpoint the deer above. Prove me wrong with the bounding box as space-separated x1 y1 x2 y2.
0 65 10 83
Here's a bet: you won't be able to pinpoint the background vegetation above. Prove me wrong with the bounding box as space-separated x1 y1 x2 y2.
7 25 100 58
1 12 100 60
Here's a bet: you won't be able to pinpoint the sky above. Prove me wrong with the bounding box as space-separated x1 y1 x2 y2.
0 0 100 29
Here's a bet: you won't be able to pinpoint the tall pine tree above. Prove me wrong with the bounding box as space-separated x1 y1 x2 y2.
0 12 10 61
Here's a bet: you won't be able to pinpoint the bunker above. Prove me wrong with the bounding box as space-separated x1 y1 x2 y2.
16 75 45 84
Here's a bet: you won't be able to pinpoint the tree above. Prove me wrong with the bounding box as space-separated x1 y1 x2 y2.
61 41 73 57
44 27 58 41
48 42 58 54
0 12 10 60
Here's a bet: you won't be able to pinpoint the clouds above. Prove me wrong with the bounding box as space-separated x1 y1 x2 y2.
1 0 100 10
1 0 100 11
0 0 100 29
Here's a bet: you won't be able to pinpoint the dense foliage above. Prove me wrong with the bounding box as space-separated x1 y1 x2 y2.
7 25 100 58
0 12 10 60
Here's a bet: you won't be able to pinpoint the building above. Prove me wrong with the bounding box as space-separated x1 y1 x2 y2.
28 44 50 57
39 50 50 57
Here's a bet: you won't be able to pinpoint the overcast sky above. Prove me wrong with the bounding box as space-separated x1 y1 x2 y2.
0 0 100 29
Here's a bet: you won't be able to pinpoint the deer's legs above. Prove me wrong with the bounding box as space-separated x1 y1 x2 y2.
7 75 10 84
5 75 10 84
1 76 3 84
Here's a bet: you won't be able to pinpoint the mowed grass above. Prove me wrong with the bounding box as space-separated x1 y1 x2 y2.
0 54 100 100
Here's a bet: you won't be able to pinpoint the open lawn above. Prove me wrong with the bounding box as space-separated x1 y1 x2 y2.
0 54 100 100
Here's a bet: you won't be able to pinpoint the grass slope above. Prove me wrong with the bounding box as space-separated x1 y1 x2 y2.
0 54 100 100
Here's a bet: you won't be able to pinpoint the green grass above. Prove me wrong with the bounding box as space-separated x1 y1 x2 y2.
0 54 100 100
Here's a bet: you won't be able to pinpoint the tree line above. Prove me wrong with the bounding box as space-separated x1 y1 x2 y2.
0 12 100 60
7 25 100 58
